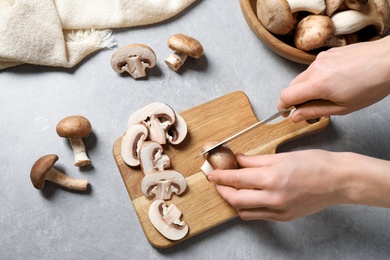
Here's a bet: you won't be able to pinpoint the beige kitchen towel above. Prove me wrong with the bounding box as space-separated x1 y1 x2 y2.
0 0 197 70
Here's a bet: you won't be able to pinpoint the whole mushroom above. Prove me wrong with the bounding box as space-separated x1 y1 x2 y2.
56 115 92 167
256 0 326 35
294 15 349 51
200 141 238 177
331 0 390 36
111 43 156 79
165 34 204 71
30 154 88 191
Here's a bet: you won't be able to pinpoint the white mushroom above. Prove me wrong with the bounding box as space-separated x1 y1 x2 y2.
149 200 189 241
141 170 187 200
127 102 175 144
331 0 390 36
166 113 188 145
165 34 204 71
111 44 156 79
121 124 149 167
256 0 326 35
139 141 170 175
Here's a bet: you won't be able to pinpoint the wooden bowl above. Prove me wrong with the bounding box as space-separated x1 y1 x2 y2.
239 0 318 65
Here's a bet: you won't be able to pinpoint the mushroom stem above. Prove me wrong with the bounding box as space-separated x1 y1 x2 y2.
287 0 325 14
69 137 91 167
124 56 148 79
165 52 188 71
45 167 88 191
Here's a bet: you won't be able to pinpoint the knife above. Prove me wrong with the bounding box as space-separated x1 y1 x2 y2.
195 106 295 158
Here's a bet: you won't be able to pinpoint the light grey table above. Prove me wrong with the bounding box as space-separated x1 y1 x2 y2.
2 1 390 259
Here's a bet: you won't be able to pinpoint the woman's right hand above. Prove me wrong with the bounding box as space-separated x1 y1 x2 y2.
278 36 390 123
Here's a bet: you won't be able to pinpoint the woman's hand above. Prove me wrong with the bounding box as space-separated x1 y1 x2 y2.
207 151 390 221
278 36 390 123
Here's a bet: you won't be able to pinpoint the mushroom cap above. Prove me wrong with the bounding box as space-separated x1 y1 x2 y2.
294 15 335 51
202 141 238 170
111 43 157 74
373 0 390 35
30 154 59 189
166 113 188 145
256 0 294 35
56 115 92 139
167 34 204 59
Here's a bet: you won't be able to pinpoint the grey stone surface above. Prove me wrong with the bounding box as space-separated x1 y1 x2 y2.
2 1 390 259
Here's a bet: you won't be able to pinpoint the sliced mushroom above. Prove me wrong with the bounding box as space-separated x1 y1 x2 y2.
127 102 176 144
141 170 187 200
121 124 149 167
166 113 188 145
111 44 156 79
149 200 189 241
200 141 238 177
139 141 171 175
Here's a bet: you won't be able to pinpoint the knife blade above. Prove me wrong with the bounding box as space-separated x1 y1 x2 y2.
195 106 295 158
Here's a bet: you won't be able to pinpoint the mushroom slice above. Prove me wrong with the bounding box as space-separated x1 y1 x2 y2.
111 44 156 79
121 124 149 167
141 170 186 200
166 113 188 145
139 141 171 175
200 141 238 177
127 102 176 144
149 200 189 241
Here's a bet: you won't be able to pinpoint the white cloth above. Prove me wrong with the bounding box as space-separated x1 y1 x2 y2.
0 0 196 70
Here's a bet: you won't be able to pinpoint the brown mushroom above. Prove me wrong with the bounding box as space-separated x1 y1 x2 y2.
200 141 238 177
294 15 349 51
149 200 189 241
165 34 204 71
30 154 88 191
256 0 326 35
111 44 156 79
56 115 92 167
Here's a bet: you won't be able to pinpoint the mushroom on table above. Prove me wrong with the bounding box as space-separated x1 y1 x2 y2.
165 34 204 71
30 154 88 191
56 115 92 167
111 43 157 79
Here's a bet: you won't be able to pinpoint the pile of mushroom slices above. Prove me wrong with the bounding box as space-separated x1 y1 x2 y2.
257 0 390 51
120 102 189 241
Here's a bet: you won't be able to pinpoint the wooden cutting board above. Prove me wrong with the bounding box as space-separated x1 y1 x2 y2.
112 91 330 249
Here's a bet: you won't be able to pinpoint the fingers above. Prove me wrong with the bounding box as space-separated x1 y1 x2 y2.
236 153 280 168
208 167 266 190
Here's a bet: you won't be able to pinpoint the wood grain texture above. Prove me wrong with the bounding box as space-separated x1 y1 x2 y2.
112 91 330 248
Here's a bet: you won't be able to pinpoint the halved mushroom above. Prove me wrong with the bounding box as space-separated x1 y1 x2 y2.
111 44 156 79
121 124 149 167
139 141 171 175
149 200 189 241
141 170 187 200
127 102 176 145
200 141 238 177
